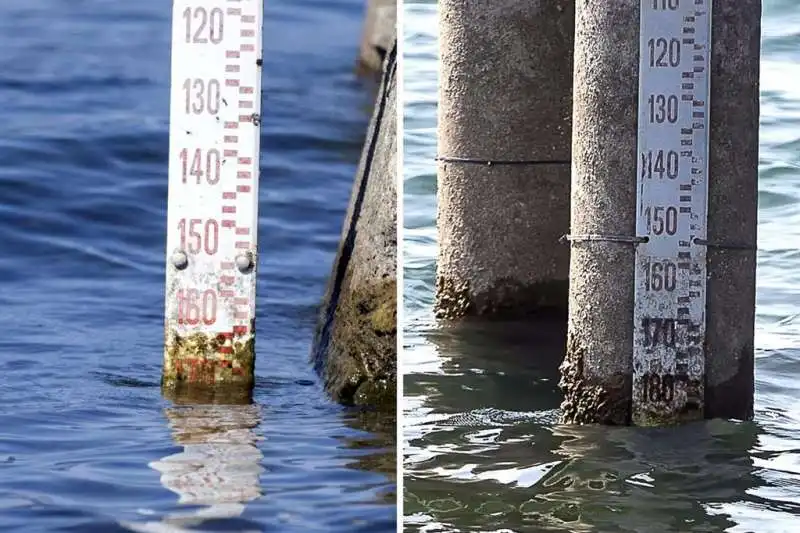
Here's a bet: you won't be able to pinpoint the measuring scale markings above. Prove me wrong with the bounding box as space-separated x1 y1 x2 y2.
165 0 263 347
633 0 711 424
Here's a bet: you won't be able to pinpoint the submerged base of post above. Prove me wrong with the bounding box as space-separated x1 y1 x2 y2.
161 380 254 406
559 334 631 426
162 327 256 393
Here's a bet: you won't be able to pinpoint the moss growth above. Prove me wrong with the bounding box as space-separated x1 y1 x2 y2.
558 334 630 425
324 279 396 409
162 326 255 391
370 295 396 335
354 378 395 410
435 276 568 320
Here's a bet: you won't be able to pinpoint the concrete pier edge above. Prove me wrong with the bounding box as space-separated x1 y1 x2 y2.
358 0 397 73
311 39 398 411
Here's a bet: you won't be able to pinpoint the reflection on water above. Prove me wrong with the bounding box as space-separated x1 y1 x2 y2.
403 323 780 532
342 409 398 495
121 390 264 533
535 422 758 533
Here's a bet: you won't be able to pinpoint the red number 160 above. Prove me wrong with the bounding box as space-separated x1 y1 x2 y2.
177 288 217 326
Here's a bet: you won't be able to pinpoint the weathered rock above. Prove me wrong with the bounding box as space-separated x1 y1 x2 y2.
358 0 396 73
312 41 397 410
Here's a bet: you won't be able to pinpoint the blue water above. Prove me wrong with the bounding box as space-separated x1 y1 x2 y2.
403 1 800 532
0 1 395 531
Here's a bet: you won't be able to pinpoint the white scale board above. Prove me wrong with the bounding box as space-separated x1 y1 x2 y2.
165 0 263 344
633 0 711 424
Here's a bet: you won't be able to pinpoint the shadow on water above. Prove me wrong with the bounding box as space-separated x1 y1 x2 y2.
404 320 765 532
406 317 566 416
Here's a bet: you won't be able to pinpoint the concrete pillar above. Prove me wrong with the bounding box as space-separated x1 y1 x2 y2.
435 0 575 319
311 41 397 409
358 0 397 73
560 1 760 425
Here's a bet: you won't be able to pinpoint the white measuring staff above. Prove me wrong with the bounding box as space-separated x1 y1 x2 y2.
165 0 263 350
633 0 711 424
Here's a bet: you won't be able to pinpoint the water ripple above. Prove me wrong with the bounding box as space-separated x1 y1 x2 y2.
0 0 394 531
403 0 800 531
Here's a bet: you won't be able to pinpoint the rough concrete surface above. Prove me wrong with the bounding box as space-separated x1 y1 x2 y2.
435 0 575 320
311 41 397 410
561 0 760 425
358 0 397 72
561 1 639 425
704 0 760 420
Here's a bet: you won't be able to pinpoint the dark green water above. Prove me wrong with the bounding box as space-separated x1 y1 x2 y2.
403 1 800 531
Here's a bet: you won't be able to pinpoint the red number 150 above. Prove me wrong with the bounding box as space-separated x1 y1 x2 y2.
178 218 219 255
